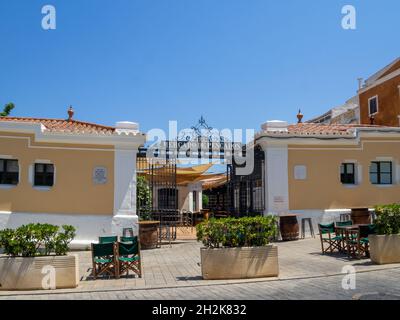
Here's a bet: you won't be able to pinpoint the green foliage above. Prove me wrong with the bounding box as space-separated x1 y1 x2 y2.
0 102 15 117
136 175 152 221
202 194 209 208
0 223 76 257
54 225 77 255
244 212 263 217
196 215 278 249
374 204 400 235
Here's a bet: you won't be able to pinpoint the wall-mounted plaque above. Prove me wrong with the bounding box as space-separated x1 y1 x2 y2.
294 165 307 180
93 166 107 184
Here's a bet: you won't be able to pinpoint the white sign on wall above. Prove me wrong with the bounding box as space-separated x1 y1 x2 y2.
273 196 287 212
294 165 307 180
93 166 107 184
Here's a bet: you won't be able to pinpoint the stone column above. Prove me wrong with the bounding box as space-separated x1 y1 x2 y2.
111 121 142 236
187 182 203 211
258 121 290 216
264 145 289 214
111 147 139 236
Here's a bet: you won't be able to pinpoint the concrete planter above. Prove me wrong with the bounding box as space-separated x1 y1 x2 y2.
369 234 400 265
200 245 279 280
0 254 79 290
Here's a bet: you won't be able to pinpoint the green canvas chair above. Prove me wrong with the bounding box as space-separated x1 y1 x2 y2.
334 220 355 250
120 236 136 243
346 224 376 259
335 220 353 227
318 223 342 254
91 242 118 279
117 238 142 278
99 236 118 244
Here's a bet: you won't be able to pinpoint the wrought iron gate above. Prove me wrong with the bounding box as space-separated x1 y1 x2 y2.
227 145 265 216
136 118 265 242
137 148 180 241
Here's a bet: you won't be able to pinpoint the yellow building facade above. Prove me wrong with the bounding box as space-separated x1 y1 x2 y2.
257 120 400 224
0 116 145 248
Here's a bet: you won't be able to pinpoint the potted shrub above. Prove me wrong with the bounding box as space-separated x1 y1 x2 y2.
0 223 79 290
196 216 279 280
369 204 400 264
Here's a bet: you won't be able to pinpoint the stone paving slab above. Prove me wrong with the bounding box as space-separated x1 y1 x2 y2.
1 238 400 296
2 268 400 300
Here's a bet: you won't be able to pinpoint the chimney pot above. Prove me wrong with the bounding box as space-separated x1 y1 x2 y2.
357 78 364 90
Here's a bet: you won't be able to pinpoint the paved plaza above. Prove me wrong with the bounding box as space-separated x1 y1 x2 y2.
4 268 400 300
1 237 400 299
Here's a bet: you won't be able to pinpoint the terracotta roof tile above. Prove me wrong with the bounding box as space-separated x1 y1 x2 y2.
0 116 115 134
288 123 358 135
260 123 397 137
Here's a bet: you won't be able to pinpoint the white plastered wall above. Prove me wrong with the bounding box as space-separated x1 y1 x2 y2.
262 143 289 215
111 147 139 238
0 211 112 250
259 140 344 236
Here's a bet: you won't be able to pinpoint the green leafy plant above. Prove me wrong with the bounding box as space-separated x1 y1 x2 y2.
374 204 400 235
136 175 153 221
54 225 76 255
196 216 278 249
0 102 15 117
0 223 76 257
202 194 209 208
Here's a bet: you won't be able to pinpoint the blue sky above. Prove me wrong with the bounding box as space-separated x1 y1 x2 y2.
1 0 400 134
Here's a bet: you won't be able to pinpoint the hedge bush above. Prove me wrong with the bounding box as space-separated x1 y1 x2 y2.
0 223 76 257
196 216 278 249
374 204 400 235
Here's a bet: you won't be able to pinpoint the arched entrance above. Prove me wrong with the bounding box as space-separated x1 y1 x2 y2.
136 117 265 242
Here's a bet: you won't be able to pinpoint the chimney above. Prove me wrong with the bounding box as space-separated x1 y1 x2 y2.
261 120 288 132
357 78 364 90
67 106 74 121
115 121 139 134
297 109 303 123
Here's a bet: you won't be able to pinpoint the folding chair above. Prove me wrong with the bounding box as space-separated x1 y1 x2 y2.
318 223 341 254
346 224 376 259
99 236 118 244
334 220 353 251
335 220 353 227
339 213 351 222
121 236 135 243
117 239 142 278
122 228 134 238
91 242 118 279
